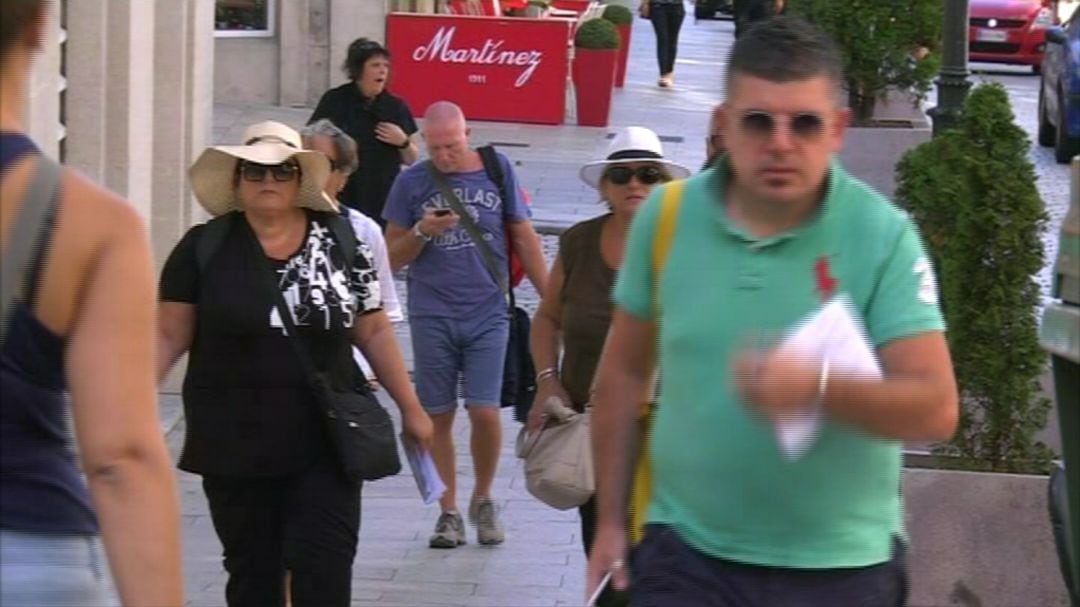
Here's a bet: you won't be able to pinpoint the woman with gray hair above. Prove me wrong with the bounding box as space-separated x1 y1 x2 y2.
301 120 404 382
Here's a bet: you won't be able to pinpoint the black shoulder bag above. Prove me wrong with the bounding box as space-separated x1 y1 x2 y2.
244 215 401 482
425 157 537 423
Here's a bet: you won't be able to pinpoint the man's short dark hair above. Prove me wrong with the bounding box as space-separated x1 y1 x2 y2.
341 38 391 82
725 15 843 102
1 0 43 59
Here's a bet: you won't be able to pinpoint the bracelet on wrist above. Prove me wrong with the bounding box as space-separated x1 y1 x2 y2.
413 222 432 243
815 357 830 407
536 367 558 383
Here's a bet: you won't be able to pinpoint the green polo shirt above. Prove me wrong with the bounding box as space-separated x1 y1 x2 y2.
614 159 945 569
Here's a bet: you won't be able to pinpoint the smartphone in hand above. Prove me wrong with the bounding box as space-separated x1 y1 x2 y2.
433 209 452 217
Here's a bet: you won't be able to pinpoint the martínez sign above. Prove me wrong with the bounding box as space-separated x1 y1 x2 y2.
386 13 572 125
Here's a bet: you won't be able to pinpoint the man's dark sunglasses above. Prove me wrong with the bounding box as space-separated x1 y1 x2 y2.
238 161 301 182
605 165 666 186
740 111 825 139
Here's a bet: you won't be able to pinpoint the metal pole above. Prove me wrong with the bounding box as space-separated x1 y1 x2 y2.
928 0 972 137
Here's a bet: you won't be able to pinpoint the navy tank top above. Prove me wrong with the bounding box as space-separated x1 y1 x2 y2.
0 131 98 534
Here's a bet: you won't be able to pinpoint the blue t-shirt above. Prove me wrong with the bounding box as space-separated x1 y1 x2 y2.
383 153 530 318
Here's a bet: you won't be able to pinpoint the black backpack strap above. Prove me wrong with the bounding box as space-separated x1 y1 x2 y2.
326 212 357 271
195 212 237 274
477 145 510 222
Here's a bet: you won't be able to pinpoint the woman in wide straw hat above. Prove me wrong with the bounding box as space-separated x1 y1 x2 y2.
528 126 688 607
157 121 433 607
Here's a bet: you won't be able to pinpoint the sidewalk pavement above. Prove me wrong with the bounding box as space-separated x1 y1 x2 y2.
164 14 729 606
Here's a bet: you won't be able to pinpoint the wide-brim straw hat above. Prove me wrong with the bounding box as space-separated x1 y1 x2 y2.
189 121 337 216
579 126 691 189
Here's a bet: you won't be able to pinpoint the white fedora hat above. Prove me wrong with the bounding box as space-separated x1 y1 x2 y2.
579 126 691 189
189 121 337 217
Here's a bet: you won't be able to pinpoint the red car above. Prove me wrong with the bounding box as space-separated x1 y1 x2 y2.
970 0 1059 72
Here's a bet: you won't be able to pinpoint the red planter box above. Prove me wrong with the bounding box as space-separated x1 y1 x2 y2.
573 48 617 127
615 23 631 87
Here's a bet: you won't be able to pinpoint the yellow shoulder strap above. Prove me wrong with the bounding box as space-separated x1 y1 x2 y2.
651 180 686 302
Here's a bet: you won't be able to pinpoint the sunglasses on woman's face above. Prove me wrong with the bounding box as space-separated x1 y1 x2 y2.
239 161 301 182
605 165 665 186
739 111 825 140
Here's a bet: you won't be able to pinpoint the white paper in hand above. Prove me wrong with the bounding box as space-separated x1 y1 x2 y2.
774 293 883 460
404 442 446 505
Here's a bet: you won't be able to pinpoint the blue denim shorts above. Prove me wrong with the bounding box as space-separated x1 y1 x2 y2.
0 530 119 606
410 312 509 414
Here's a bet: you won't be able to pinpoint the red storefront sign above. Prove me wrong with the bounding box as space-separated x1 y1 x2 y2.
386 13 572 125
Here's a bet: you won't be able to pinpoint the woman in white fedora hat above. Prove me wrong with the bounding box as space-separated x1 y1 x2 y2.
527 126 689 607
156 121 433 607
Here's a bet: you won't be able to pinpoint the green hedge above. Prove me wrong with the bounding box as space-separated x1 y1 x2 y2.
575 18 621 49
787 0 941 124
602 4 634 26
895 83 1053 473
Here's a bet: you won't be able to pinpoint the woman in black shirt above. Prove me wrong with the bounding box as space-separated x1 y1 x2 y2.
309 38 418 226
156 121 433 607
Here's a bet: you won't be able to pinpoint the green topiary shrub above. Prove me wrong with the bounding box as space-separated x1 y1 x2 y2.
574 17 621 50
601 4 634 26
787 0 942 125
895 82 1053 473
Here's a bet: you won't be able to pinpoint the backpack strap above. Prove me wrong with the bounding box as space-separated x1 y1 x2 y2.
477 145 510 222
326 212 357 270
0 155 62 346
650 180 686 311
195 212 237 273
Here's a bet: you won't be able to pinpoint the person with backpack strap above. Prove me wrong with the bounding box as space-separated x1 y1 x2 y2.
0 2 182 605
383 101 548 550
587 18 958 606
156 121 432 607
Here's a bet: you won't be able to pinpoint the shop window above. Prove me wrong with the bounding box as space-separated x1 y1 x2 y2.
215 0 275 37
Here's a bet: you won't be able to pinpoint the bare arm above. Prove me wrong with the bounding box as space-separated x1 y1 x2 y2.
528 256 571 431
399 138 419 166
824 332 958 440
585 308 657 596
386 212 458 272
66 203 183 606
352 311 434 450
157 302 195 384
735 331 959 441
508 219 548 298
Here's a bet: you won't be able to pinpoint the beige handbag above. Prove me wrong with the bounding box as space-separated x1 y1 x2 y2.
515 396 594 510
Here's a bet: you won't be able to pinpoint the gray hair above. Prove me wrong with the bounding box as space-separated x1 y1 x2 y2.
300 119 359 175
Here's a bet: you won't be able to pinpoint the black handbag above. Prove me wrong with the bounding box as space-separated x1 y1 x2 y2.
245 217 401 482
426 159 537 423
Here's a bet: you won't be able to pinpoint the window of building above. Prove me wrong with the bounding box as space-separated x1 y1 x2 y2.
215 0 275 38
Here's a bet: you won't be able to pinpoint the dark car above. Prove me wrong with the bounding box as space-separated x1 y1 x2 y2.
1038 14 1080 162
970 0 1057 72
694 0 734 21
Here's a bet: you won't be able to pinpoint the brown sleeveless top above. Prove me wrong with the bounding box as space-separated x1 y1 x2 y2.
558 214 616 410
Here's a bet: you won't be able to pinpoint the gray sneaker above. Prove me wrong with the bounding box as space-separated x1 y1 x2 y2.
429 511 466 549
468 497 505 545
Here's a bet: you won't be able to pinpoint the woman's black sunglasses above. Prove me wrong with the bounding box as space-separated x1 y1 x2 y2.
739 111 825 140
238 161 301 182
605 165 666 186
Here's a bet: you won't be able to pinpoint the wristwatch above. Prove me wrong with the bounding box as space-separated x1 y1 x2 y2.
397 138 411 150
413 222 432 243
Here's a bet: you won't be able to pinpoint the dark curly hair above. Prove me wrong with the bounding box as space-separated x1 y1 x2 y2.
342 38 390 82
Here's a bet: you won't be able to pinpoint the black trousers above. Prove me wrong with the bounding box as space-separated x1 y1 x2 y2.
202 456 362 607
650 2 685 76
579 497 631 607
632 525 909 607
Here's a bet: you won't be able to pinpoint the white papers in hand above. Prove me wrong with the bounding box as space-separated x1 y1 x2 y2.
404 443 446 505
774 293 883 460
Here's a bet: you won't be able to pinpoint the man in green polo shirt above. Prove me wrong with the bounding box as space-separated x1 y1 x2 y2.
585 17 959 606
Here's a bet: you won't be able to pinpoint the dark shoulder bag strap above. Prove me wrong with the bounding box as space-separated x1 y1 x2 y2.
477 145 510 224
424 161 510 299
1 155 62 346
326 212 357 270
196 212 237 274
